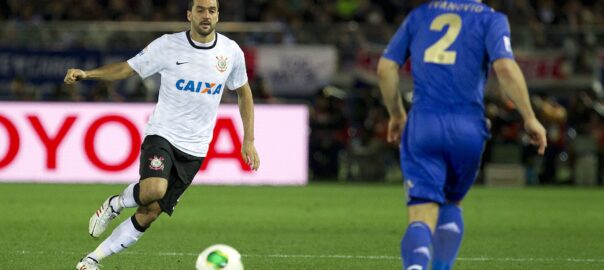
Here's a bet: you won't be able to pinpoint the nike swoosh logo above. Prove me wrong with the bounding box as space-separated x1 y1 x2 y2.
176 61 189 65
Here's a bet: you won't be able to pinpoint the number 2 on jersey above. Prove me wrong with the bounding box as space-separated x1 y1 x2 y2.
423 13 462 65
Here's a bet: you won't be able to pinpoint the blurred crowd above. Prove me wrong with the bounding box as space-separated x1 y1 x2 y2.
2 0 602 53
309 77 604 185
2 0 603 25
1 0 604 183
482 87 604 185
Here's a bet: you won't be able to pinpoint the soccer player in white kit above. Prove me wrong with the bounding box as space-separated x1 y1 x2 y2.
64 1 260 269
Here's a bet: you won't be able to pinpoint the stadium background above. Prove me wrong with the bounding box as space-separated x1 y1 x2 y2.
2 0 604 186
1 1 604 269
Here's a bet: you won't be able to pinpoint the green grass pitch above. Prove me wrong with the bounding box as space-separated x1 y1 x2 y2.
0 183 603 269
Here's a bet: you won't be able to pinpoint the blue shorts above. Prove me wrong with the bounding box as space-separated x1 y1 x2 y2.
401 109 489 205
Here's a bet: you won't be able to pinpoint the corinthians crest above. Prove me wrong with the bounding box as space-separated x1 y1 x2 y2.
216 55 228 72
149 155 165 171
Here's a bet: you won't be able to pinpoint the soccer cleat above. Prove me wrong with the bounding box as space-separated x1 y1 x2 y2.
89 195 120 238
76 257 100 270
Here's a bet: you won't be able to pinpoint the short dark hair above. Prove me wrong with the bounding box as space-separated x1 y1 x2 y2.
188 0 219 10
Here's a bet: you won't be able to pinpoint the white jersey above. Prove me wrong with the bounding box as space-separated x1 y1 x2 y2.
127 31 247 157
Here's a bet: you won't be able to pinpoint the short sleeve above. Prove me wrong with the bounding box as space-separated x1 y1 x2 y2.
225 46 248 90
127 35 167 79
382 14 413 65
485 13 514 63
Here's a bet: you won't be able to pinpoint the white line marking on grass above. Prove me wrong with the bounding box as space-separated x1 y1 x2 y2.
245 254 399 260
248 255 604 263
7 250 604 263
458 257 604 263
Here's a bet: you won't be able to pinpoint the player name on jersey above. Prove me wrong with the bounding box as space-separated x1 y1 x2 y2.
428 1 485 13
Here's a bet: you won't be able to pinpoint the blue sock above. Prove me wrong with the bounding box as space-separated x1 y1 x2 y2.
401 222 432 270
432 204 464 270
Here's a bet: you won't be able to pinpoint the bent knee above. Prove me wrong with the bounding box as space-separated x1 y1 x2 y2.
140 177 168 203
146 187 167 202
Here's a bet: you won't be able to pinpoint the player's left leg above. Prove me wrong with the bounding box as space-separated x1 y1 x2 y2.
399 111 450 270
401 201 440 270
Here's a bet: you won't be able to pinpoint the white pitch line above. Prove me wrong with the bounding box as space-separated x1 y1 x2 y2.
456 257 604 263
244 254 399 260
6 250 604 263
243 255 604 263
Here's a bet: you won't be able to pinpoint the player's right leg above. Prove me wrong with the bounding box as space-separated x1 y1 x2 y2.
137 177 169 205
432 202 463 270
88 135 173 238
87 177 167 237
78 134 175 269
432 114 487 270
88 176 168 235
77 179 168 269
401 201 440 270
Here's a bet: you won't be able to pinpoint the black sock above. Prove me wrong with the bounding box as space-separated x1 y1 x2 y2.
130 215 148 232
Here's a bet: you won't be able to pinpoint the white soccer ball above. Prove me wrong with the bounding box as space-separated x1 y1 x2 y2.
196 244 244 270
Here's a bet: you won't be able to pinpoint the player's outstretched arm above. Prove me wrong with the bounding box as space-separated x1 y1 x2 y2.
235 82 260 171
64 62 135 84
493 58 547 154
377 57 407 145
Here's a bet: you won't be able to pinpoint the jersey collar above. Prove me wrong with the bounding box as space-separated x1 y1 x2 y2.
186 30 218 50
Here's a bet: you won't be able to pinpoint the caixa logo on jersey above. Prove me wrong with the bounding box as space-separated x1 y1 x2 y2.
175 79 223 95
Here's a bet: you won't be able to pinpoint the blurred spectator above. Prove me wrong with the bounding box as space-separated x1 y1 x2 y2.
89 81 125 102
9 76 35 101
533 95 569 183
309 90 347 180
535 0 559 25
48 83 85 102
249 75 278 104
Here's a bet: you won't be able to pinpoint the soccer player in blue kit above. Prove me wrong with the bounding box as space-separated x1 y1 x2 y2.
377 1 547 270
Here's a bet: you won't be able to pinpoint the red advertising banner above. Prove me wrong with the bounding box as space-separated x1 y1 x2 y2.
0 103 309 185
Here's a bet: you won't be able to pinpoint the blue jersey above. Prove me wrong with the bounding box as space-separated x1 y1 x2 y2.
383 0 515 204
383 0 514 114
